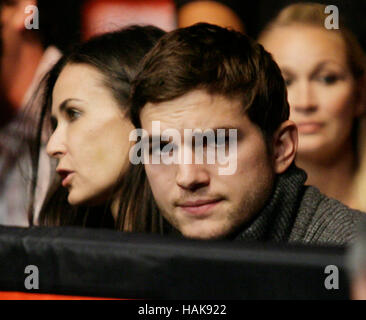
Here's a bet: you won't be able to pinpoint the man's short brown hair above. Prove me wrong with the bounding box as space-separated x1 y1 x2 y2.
130 23 289 141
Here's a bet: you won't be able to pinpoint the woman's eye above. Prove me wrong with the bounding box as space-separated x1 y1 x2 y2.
318 74 338 85
284 78 293 86
66 108 81 121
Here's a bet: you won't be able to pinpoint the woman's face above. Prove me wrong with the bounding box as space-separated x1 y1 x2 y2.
46 63 134 205
261 25 362 160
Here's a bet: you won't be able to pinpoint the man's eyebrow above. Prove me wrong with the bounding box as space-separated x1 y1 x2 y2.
210 126 239 132
146 127 241 138
195 127 241 136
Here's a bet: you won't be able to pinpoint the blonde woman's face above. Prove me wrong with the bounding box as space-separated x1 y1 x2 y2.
46 63 134 206
261 25 362 161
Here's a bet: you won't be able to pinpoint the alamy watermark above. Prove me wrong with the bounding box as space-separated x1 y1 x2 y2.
324 265 339 290
24 265 39 290
24 5 39 30
324 5 339 30
129 121 238 175
22 5 339 34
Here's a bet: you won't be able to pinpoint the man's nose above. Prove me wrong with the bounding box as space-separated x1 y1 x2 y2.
176 163 210 191
289 80 317 114
46 126 67 159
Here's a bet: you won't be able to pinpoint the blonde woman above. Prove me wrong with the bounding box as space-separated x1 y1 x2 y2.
259 3 366 211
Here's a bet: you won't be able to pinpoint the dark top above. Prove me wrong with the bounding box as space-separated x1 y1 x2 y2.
235 164 366 246
175 0 366 50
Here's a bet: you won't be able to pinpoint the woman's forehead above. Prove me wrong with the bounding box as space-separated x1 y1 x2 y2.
51 64 107 107
261 25 349 70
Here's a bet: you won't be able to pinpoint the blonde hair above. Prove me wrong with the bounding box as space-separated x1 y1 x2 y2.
260 3 366 212
259 3 366 81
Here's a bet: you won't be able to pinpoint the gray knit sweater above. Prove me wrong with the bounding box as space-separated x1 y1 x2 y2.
235 165 366 246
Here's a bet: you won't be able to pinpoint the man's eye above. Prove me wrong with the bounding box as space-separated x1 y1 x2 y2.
193 133 231 148
150 142 171 155
193 137 207 148
215 135 230 146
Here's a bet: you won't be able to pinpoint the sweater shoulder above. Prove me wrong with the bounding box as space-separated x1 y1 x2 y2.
290 186 366 246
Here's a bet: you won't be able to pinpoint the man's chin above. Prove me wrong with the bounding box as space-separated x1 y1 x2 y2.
180 225 230 240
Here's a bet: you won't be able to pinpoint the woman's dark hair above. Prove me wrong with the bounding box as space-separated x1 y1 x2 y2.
28 25 165 232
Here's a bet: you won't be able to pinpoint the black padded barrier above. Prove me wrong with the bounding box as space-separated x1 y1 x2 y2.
0 225 350 299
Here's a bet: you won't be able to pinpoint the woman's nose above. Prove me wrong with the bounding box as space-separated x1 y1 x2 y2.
46 126 67 159
289 81 318 114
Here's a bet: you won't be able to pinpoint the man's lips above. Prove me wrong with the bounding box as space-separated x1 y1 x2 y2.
177 199 223 216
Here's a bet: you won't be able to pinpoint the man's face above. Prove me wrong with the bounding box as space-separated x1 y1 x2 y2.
140 90 276 239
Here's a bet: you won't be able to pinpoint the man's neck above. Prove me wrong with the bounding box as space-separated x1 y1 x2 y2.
1 39 44 110
234 165 307 242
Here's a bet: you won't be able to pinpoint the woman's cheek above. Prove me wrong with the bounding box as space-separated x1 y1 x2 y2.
323 83 355 117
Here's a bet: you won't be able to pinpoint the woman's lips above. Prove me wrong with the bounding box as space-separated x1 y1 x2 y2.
57 170 75 188
61 172 74 188
178 199 222 216
296 122 324 134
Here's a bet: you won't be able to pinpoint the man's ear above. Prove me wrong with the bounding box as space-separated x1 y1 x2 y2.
13 0 37 32
271 120 298 174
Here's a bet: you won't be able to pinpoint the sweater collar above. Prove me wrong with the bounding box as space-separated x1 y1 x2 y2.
234 164 307 242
